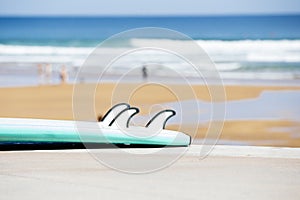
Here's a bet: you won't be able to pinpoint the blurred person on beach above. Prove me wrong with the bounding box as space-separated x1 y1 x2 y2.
45 63 52 84
60 65 68 84
142 65 148 81
37 63 44 85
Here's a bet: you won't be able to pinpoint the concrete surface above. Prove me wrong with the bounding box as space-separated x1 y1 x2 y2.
1 145 300 200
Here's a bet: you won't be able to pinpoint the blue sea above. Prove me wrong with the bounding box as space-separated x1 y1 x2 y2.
1 15 300 86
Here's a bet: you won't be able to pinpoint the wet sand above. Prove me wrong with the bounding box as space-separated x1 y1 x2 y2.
0 83 300 147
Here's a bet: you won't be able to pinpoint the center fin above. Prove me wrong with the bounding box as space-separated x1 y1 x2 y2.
109 107 139 129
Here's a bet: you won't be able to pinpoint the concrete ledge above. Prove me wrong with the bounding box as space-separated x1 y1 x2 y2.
1 145 300 200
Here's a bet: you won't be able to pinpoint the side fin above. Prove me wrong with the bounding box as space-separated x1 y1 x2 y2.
109 107 139 129
101 103 130 127
145 110 176 130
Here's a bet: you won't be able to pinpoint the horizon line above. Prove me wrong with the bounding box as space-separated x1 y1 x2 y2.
0 12 300 18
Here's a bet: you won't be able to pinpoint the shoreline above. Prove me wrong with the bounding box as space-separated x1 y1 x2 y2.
2 75 300 88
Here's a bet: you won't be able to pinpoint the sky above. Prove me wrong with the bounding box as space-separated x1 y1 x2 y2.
0 0 300 16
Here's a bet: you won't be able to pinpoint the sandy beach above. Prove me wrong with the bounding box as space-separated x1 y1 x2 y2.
1 83 300 147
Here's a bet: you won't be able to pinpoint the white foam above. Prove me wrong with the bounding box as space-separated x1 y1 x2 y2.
200 39 300 63
131 39 300 63
0 44 93 55
215 63 241 71
1 40 300 64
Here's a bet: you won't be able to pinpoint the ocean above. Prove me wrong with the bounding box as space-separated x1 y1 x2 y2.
1 15 300 86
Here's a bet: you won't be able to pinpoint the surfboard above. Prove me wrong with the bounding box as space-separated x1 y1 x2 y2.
0 103 191 148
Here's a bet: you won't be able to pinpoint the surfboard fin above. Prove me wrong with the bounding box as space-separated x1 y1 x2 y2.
145 110 176 130
100 103 130 126
109 107 139 128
